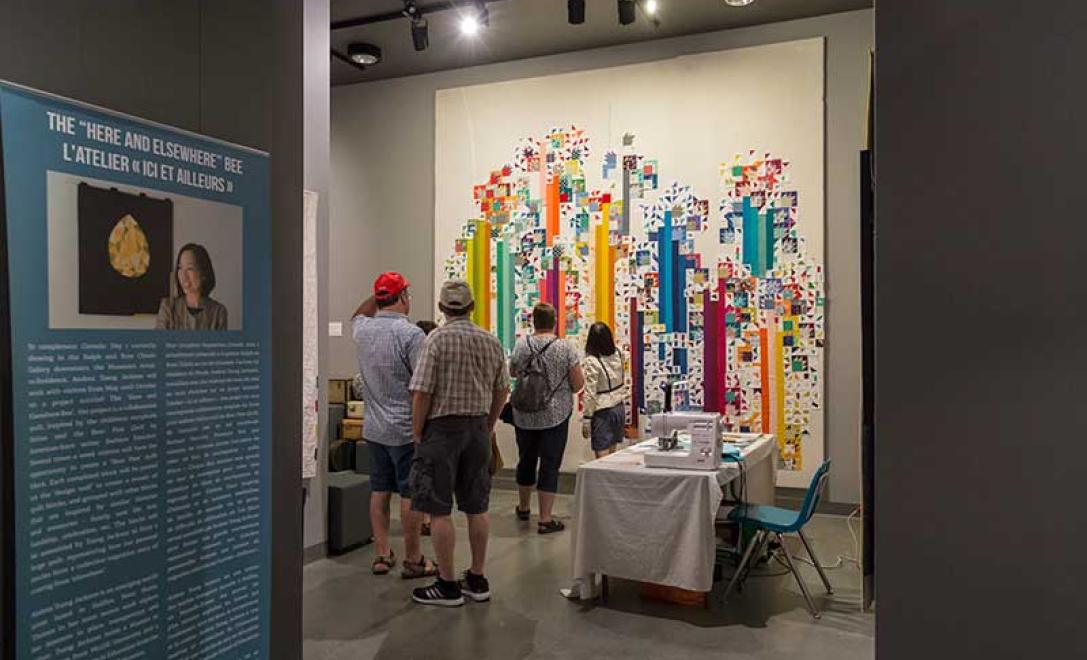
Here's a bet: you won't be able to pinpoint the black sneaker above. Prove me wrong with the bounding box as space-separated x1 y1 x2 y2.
412 579 464 607
460 570 491 602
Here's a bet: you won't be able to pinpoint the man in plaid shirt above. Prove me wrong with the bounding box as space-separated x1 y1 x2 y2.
409 280 509 607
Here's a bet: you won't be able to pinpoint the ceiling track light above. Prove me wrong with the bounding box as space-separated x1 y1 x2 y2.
403 1 429 51
618 0 636 26
460 1 488 36
724 0 755 6
411 16 429 51
347 42 382 66
568 0 586 25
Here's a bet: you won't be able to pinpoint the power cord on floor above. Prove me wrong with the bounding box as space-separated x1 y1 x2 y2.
789 506 861 571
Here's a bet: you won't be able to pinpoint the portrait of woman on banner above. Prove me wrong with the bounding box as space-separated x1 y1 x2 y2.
155 242 228 331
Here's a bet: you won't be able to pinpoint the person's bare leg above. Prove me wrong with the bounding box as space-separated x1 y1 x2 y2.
401 498 423 562
594 449 608 459
517 485 532 513
370 492 393 557
430 514 456 581
538 490 557 523
466 513 490 575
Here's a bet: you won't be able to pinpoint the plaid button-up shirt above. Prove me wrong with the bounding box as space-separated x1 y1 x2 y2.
353 312 425 445
409 317 509 419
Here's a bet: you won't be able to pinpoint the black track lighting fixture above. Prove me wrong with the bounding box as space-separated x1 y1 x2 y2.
618 0 636 26
568 0 586 25
402 1 429 52
411 15 429 51
347 42 382 66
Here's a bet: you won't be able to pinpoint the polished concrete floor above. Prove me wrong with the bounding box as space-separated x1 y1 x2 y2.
303 490 874 660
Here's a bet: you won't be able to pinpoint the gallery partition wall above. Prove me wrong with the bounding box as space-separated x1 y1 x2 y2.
0 2 306 658
876 0 1087 657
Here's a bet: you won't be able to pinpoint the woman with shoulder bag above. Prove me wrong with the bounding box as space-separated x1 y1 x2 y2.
581 322 626 459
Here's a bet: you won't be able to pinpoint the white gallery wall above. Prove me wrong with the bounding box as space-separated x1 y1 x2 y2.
433 39 826 487
330 9 873 503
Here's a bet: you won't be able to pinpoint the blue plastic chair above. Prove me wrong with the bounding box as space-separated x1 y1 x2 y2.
722 461 834 618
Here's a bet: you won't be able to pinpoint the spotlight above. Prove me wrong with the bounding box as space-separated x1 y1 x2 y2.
460 1 488 36
568 0 586 24
460 14 481 36
347 42 381 66
645 0 659 15
724 0 755 6
618 0 636 25
403 1 429 51
411 16 429 51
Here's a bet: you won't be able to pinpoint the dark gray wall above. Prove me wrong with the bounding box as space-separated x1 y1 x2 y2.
330 9 873 504
876 1 1087 657
0 1 305 657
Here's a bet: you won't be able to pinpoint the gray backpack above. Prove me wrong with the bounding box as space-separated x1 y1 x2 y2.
511 338 558 413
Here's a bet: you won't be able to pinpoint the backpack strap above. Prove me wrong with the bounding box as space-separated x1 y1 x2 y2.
529 336 558 360
593 351 624 395
527 336 569 400
594 355 613 393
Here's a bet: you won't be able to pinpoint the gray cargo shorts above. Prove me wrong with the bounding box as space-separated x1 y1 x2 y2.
409 415 492 516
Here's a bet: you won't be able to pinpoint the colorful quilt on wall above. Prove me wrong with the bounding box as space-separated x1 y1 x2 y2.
435 39 825 486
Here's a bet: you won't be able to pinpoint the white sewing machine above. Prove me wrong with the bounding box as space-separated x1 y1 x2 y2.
643 412 722 470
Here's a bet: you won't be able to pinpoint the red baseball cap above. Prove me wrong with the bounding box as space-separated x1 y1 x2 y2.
374 271 410 302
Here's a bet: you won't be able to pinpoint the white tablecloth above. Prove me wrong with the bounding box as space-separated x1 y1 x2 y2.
569 435 777 596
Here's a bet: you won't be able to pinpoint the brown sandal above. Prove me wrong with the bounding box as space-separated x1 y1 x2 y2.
371 549 396 575
538 520 565 535
401 554 439 580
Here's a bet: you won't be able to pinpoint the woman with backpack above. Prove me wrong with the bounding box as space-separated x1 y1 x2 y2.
581 322 626 458
509 302 584 534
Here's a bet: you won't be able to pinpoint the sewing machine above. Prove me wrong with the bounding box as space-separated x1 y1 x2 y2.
643 412 722 470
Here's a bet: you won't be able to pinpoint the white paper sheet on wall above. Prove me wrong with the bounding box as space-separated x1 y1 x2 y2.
302 190 320 479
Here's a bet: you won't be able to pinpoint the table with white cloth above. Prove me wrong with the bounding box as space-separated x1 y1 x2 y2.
569 435 777 598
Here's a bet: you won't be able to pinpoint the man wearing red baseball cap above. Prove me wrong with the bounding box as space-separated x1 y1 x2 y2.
352 271 436 579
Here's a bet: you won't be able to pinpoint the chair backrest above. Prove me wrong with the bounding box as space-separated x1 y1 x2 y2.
792 460 832 531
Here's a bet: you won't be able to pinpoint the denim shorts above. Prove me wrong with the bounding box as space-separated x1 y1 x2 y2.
367 441 415 496
590 404 625 452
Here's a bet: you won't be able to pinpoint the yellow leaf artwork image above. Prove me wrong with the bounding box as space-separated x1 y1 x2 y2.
107 214 151 278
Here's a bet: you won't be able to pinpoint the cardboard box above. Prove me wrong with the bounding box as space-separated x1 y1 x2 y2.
346 400 364 419
328 379 348 405
340 418 363 441
638 582 707 607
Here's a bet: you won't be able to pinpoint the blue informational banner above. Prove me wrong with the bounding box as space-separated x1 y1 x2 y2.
0 82 271 659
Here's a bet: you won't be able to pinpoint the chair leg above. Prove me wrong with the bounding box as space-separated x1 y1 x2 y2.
722 529 763 603
775 532 821 619
739 530 772 589
797 528 834 595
